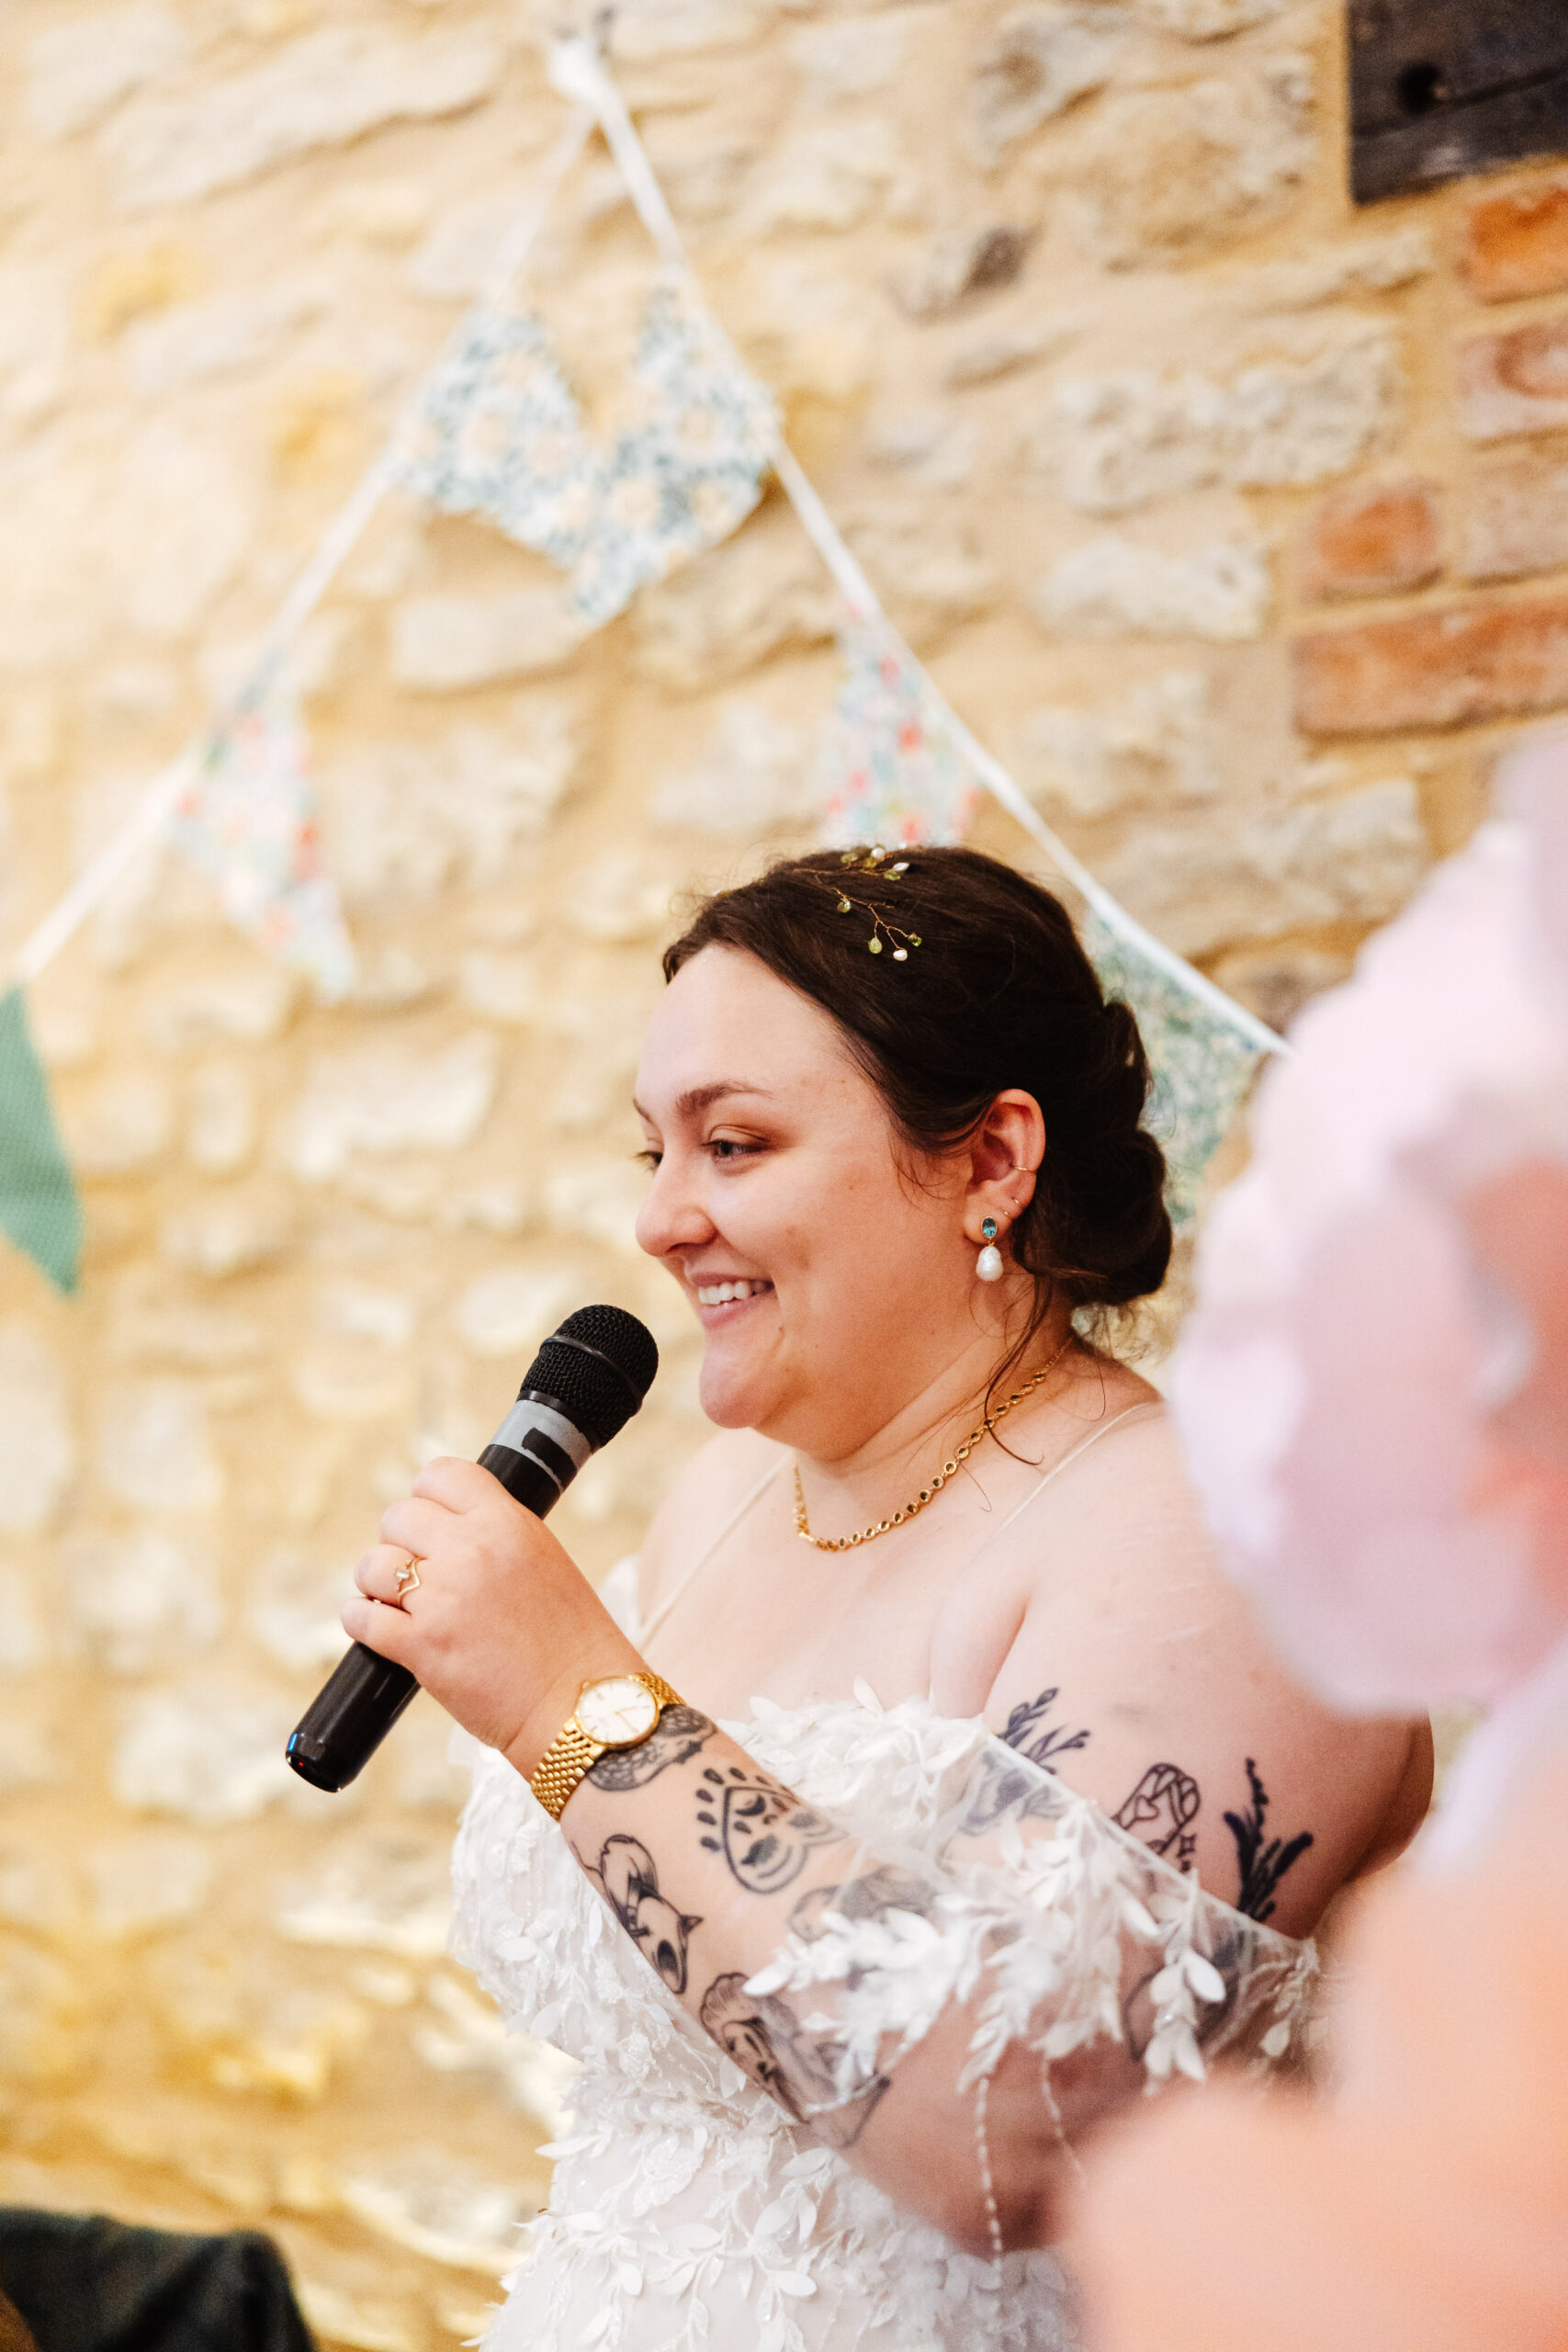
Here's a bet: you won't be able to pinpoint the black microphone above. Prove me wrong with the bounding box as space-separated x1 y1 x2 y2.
286 1304 660 1792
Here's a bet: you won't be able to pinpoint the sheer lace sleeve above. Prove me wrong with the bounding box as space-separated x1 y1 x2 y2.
737 1694 1316 2134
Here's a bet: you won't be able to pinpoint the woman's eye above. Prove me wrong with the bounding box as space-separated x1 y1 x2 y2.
708 1136 761 1162
635 1148 662 1170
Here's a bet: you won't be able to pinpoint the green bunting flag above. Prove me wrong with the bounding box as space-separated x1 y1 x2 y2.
0 986 82 1293
1084 912 1266 1231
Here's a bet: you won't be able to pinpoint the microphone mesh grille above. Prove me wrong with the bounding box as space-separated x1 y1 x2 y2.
520 1305 659 1450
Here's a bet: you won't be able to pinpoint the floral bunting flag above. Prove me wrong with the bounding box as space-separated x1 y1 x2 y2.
0 986 82 1293
814 614 1261 1222
818 619 982 849
573 279 777 623
394 277 776 626
393 307 603 576
1084 910 1265 1229
172 689 355 1002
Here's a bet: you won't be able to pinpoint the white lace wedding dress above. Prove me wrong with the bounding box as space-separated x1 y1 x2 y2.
451 1570 1317 2352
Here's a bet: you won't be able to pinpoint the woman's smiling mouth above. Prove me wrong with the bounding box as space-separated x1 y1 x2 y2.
693 1277 774 1309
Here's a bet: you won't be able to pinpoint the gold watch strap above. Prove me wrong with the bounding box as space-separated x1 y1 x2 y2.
528 1671 684 1823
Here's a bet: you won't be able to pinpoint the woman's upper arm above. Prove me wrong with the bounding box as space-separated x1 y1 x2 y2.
976 1416 1426 1939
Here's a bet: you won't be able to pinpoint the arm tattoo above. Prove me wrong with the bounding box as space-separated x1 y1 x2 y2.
587 1704 717 1792
1002 1686 1092 1769
581 1833 703 1994
786 1861 938 1941
1224 1758 1314 1922
699 1972 889 2150
960 1685 1093 1837
1114 1761 1202 1873
694 1761 846 1895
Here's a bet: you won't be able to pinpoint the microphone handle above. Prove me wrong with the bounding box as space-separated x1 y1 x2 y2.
285 1436 570 1793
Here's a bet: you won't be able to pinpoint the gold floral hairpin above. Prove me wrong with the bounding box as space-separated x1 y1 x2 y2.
818 845 922 960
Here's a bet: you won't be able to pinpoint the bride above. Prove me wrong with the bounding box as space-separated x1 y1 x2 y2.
344 846 1432 2351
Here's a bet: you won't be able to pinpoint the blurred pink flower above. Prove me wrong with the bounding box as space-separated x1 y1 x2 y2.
1170 734 1568 1715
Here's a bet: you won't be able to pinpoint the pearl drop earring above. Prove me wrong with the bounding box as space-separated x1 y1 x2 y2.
976 1216 1004 1283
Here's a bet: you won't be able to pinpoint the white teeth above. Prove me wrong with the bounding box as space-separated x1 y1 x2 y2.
696 1279 768 1306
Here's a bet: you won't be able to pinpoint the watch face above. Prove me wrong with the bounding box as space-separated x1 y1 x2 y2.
576 1675 660 1748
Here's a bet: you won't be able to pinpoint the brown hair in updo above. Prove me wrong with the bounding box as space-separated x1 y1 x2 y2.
662 846 1171 1373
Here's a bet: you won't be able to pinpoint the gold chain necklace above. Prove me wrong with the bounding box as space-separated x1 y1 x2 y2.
794 1334 1076 1553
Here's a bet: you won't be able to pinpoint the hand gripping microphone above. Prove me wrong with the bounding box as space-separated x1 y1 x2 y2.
286 1303 659 1792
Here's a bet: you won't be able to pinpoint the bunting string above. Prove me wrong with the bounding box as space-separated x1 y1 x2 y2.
0 100 593 1289
551 33 1283 1226
548 34 1282 1054
0 29 1287 1289
5 101 597 1001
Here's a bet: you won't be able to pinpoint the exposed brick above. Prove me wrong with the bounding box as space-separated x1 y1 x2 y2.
1302 481 1441 601
1459 316 1568 443
1294 596 1568 735
1461 448 1568 582
1461 177 1568 304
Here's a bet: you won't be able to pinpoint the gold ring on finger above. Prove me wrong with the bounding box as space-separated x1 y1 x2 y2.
393 1556 422 1601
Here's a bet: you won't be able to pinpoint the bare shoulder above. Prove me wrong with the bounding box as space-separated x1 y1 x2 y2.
636 1426 786 1623
989 1390 1214 1596
976 1395 1427 1937
1034 1387 1201 1519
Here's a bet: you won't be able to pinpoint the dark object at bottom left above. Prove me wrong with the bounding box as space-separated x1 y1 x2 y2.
0 2210 314 2352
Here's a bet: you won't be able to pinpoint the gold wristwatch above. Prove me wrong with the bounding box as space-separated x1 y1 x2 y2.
527 1670 684 1822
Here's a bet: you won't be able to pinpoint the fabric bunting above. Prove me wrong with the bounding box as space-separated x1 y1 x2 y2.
172 690 355 1003
818 619 982 849
0 51 1278 1297
0 986 82 1293
815 625 1260 1222
576 278 777 621
814 618 1261 1222
1084 910 1265 1229
395 276 776 625
396 307 600 573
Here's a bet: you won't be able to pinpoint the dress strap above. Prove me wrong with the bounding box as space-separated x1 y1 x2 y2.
994 1399 1166 1535
637 1454 789 1650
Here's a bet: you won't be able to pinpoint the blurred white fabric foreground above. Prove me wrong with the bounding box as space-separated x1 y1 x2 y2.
1170 732 1568 1865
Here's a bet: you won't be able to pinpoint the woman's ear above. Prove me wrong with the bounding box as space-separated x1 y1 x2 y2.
965 1090 1045 1233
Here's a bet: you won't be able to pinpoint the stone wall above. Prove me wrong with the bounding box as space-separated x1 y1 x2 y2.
0 0 1558 2341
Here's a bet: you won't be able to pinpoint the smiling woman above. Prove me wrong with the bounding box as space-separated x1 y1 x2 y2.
641 849 1169 1434
344 845 1432 2352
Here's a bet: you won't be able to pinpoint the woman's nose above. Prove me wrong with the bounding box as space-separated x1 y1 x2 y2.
635 1155 715 1260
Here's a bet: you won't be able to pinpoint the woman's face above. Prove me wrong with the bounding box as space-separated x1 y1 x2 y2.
633 944 984 1453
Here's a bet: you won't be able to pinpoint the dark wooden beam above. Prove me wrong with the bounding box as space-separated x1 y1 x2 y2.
1350 0 1568 205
